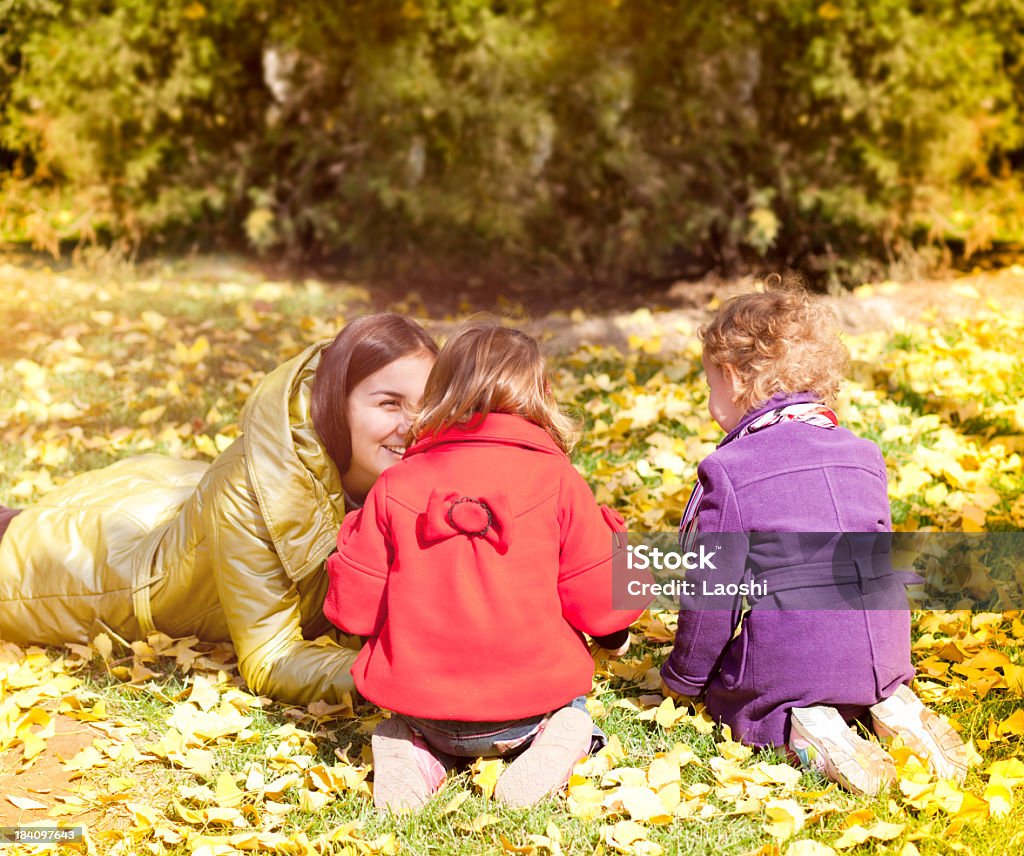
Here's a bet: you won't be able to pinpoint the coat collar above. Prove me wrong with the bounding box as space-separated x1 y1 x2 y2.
405 412 565 459
719 391 823 448
241 340 345 582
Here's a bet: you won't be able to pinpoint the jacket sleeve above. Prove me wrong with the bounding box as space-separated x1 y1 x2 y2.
874 446 893 530
557 467 646 637
661 455 748 697
323 479 392 637
205 457 358 706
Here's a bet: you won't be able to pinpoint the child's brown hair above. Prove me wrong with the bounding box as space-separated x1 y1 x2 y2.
700 275 848 413
412 319 580 453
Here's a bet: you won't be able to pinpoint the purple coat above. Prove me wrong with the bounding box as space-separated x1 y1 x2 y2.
660 392 914 748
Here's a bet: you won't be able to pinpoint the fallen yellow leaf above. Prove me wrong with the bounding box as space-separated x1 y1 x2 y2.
764 798 805 840
470 757 504 800
458 812 501 833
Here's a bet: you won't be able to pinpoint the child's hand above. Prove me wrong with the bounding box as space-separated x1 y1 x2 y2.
660 678 697 707
601 632 631 660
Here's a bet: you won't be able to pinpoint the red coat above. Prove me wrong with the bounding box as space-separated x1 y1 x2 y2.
324 413 641 721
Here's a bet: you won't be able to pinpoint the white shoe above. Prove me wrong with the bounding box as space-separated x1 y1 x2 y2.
869 685 970 783
789 705 896 795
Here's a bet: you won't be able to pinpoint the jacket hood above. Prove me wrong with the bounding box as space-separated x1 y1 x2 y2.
240 341 345 581
405 412 566 459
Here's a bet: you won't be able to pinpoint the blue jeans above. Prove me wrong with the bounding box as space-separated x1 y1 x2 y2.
399 696 604 759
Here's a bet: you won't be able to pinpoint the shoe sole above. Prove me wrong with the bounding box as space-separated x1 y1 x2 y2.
870 685 969 782
790 706 896 796
494 707 592 808
371 717 435 812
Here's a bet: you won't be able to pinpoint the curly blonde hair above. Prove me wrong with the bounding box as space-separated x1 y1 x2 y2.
412 319 580 454
700 275 848 413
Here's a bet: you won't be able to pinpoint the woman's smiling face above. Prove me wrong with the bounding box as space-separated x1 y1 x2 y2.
342 351 435 503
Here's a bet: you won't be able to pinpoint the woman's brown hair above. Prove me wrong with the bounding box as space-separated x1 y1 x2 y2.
311 314 438 473
412 319 579 453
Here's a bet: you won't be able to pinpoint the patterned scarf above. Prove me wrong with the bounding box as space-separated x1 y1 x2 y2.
677 402 839 550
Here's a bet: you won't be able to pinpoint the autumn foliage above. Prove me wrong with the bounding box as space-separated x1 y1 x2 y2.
1 262 1023 852
3 1 1024 281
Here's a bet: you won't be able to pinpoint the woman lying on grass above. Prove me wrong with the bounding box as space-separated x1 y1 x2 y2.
0 314 436 706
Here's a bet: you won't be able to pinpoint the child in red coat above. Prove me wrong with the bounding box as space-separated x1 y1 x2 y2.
324 321 643 812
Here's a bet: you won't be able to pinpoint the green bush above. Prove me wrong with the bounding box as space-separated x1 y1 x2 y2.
2 0 1023 283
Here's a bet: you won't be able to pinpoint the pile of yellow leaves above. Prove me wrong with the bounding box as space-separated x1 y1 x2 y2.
1 636 391 855
2 609 1023 855
2 262 1024 854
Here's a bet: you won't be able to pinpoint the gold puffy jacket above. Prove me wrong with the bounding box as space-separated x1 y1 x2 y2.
0 341 358 705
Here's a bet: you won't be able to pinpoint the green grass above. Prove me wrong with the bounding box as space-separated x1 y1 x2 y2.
1 256 1023 855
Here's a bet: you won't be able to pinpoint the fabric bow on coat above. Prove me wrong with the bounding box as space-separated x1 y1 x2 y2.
418 488 514 553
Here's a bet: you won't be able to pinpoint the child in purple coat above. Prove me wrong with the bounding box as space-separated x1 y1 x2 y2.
660 281 970 794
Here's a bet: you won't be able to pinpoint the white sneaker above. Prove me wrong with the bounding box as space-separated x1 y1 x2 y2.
789 705 896 795
869 685 970 783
